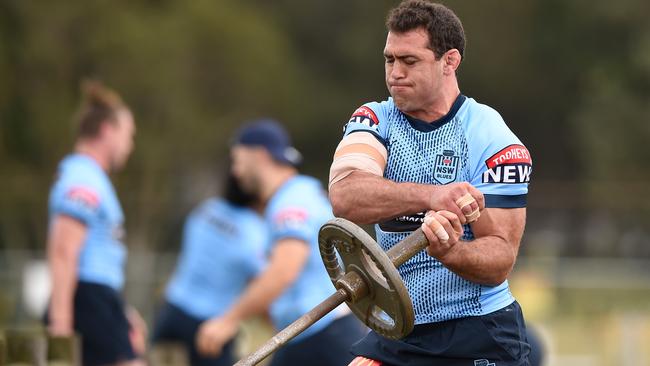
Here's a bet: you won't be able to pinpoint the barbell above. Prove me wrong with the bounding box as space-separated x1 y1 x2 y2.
234 217 432 366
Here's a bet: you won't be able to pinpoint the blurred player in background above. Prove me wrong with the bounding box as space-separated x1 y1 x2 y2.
196 119 366 366
151 172 268 366
46 80 146 366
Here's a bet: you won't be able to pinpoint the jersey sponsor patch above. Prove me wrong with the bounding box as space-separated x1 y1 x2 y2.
433 149 460 185
346 106 379 131
482 144 532 184
379 212 425 232
273 207 308 231
65 186 100 209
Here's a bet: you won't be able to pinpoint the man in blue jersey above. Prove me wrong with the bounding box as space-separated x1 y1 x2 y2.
329 1 533 365
46 81 146 366
151 173 268 366
196 119 366 365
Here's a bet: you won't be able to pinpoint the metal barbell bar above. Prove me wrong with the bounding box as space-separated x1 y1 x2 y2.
234 218 430 366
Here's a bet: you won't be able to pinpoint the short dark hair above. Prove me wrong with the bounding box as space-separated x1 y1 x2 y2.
74 79 128 138
386 0 466 60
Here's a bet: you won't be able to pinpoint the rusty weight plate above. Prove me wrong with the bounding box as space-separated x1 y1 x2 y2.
318 218 415 339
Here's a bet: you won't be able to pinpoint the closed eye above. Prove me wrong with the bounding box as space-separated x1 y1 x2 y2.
404 58 417 65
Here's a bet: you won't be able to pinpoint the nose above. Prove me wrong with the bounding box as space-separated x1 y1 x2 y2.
388 61 405 81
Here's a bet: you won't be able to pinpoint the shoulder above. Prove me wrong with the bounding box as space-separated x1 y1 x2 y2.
53 156 103 196
272 176 322 207
343 98 398 141
461 98 507 129
461 97 525 147
58 155 108 193
267 176 326 218
49 156 107 217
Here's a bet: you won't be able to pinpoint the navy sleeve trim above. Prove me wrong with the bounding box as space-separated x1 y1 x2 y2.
54 209 90 225
484 194 527 208
271 232 311 245
347 129 387 147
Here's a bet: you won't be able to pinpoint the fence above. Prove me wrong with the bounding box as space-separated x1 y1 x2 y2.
2 250 650 366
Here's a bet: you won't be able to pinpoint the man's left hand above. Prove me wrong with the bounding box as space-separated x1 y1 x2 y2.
421 210 464 259
196 316 239 357
126 306 148 356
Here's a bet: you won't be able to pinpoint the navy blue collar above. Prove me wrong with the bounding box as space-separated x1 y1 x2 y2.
404 94 467 132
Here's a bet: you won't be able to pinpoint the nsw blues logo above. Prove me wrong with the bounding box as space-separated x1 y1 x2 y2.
433 149 459 185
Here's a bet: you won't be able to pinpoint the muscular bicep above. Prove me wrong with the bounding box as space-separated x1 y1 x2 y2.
329 132 387 190
470 208 526 253
267 238 310 286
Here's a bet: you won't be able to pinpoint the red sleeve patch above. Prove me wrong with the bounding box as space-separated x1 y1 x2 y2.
483 145 532 184
66 187 100 208
349 106 379 128
485 144 531 169
273 208 308 227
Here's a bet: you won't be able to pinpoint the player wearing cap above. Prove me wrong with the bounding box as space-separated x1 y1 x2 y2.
196 119 366 366
151 173 268 366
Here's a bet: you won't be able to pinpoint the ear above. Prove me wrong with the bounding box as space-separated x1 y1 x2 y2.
442 49 462 75
256 147 275 164
97 120 116 139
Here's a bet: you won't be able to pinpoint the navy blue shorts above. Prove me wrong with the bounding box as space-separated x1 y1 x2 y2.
151 301 236 366
350 301 531 366
46 281 136 366
269 314 367 366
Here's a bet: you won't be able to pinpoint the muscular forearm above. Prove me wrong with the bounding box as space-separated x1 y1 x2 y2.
438 236 516 286
46 215 85 333
330 171 432 224
223 265 293 323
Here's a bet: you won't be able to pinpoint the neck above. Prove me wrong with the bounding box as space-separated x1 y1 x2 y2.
75 140 110 172
259 165 297 204
411 80 460 122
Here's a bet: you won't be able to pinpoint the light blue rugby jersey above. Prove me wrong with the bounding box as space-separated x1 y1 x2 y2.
165 198 267 320
48 154 128 290
342 95 532 324
265 175 338 341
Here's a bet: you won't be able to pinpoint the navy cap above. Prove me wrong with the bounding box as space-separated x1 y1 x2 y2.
232 119 303 166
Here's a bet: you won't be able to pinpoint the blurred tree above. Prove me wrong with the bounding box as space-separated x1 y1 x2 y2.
0 0 648 256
